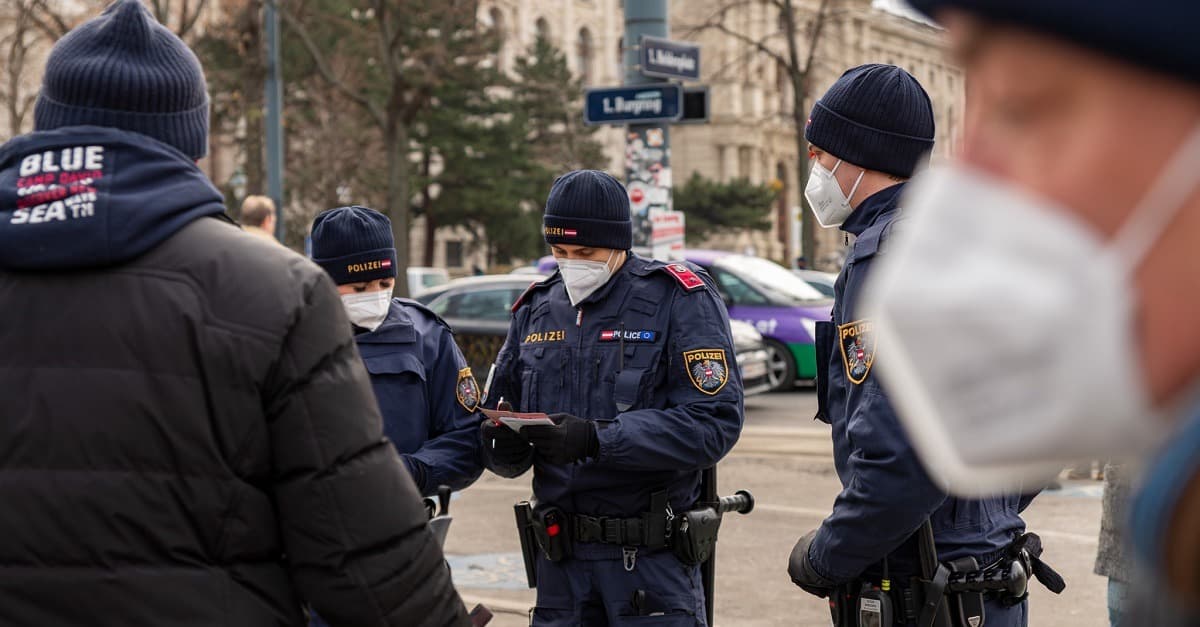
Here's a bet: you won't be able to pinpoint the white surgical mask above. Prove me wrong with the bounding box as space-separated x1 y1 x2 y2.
341 290 392 331
861 126 1200 497
805 158 865 228
560 250 617 307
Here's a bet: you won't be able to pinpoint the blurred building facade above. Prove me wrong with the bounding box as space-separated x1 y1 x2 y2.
481 0 962 269
2 0 961 273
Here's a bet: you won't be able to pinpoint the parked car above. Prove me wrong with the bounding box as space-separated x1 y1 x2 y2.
687 251 832 392
538 252 832 392
794 269 837 297
407 266 449 293
416 274 772 396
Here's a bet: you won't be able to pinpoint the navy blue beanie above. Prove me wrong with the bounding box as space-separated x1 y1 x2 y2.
34 0 210 159
805 64 935 179
310 206 398 285
543 170 633 251
906 0 1199 86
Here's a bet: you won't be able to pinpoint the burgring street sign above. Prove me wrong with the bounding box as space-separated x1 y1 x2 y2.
640 35 701 81
583 85 683 125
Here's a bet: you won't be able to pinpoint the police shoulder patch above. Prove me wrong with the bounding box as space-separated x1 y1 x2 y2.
838 319 876 384
456 367 481 411
661 263 706 291
683 348 729 395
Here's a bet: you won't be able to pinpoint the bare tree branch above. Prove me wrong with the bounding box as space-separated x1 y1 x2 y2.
683 0 790 71
26 0 70 39
176 0 209 41
274 0 387 127
801 0 832 76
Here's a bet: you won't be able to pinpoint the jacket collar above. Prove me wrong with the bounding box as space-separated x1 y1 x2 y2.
354 301 416 344
841 183 905 236
575 251 640 308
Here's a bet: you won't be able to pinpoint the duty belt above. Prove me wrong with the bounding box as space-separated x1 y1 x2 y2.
569 492 673 549
572 514 660 546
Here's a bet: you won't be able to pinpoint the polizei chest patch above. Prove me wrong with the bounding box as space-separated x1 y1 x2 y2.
683 348 728 395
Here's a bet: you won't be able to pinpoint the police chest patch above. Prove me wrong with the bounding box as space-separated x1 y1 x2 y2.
838 320 876 385
456 367 480 412
683 349 729 395
599 329 657 342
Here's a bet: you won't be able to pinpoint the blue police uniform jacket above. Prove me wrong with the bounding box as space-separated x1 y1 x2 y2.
810 184 1032 583
355 298 484 496
484 255 744 533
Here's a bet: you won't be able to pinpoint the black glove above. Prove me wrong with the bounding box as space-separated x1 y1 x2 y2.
522 413 598 464
400 454 428 494
788 529 838 598
480 419 532 465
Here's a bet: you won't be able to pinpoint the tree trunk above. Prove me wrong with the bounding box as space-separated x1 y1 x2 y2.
793 91 817 268
386 114 411 296
421 150 437 267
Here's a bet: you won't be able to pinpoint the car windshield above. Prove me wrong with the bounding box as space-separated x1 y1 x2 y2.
713 255 827 303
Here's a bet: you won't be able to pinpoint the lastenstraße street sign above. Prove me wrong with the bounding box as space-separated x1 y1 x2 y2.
584 85 683 125
640 35 701 81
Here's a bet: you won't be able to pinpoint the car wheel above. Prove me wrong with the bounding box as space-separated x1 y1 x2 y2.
762 339 796 392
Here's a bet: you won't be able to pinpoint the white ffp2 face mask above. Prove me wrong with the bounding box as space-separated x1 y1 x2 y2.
560 250 617 307
861 126 1200 497
341 290 392 331
805 159 865 228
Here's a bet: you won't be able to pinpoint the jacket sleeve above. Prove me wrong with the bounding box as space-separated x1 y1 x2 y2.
806 384 948 582
264 268 469 627
593 282 744 472
479 307 534 478
406 326 484 494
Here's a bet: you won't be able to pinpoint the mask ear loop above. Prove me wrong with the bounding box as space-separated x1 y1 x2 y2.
847 169 867 206
1110 125 1200 270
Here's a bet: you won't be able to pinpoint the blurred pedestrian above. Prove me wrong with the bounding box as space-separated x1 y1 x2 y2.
866 0 1200 618
482 170 744 626
0 1 468 625
310 205 484 497
239 194 279 243
785 64 1045 626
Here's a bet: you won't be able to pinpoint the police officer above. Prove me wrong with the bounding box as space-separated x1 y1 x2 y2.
785 66 1035 626
311 206 484 496
481 170 743 626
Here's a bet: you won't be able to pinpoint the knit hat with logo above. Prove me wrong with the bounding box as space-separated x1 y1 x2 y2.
543 170 633 251
35 0 210 159
805 64 935 179
310 206 398 285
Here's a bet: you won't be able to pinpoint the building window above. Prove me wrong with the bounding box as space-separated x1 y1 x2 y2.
445 240 464 268
776 62 790 115
576 28 593 84
488 7 506 70
616 36 625 77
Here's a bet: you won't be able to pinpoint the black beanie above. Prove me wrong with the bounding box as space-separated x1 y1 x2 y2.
34 0 210 160
907 0 1199 86
310 206 398 285
805 64 935 178
543 170 633 251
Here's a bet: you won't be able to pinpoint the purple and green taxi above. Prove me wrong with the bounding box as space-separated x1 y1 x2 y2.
682 250 831 391
535 250 832 391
